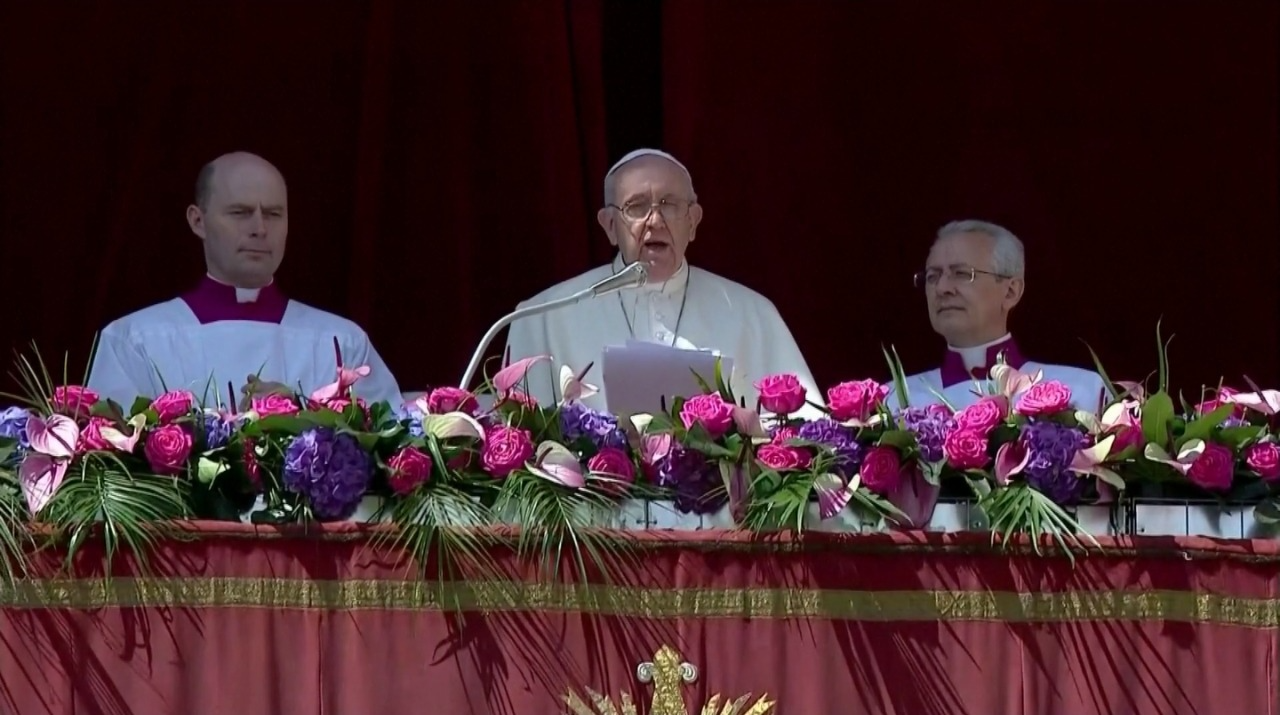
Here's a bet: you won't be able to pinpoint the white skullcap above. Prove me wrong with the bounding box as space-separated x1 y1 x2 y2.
603 148 694 201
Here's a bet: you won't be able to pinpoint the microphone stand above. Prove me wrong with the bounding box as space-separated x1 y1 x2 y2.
457 288 593 390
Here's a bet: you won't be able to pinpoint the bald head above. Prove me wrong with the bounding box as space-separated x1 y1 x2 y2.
187 152 289 288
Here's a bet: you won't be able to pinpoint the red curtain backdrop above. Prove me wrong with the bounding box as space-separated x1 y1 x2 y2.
3 526 1279 715
1 0 1276 396
662 0 1280 392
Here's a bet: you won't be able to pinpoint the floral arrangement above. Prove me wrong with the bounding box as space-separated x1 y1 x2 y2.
3 326 1280 585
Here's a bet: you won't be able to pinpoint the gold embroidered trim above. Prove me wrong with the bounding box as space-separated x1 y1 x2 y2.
2 578 1276 627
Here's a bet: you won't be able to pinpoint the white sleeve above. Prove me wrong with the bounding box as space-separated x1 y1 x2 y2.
751 301 826 420
86 328 159 408
349 334 403 407
504 306 558 406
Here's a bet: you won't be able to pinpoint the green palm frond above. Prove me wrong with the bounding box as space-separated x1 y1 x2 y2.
978 483 1100 564
40 453 192 575
0 474 33 585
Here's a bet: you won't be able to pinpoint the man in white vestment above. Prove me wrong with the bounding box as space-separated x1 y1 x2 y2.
890 220 1108 413
87 151 402 408
504 148 822 416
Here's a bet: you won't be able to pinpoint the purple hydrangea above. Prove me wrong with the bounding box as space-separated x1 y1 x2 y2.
1020 421 1087 505
655 446 725 514
283 427 373 520
0 406 31 449
900 406 956 463
560 401 627 450
200 412 236 450
797 418 862 476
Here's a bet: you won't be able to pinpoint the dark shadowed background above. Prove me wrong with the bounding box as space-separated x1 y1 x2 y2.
2 0 1275 401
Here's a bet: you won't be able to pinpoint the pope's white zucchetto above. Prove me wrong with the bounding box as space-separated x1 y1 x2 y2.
603 148 694 200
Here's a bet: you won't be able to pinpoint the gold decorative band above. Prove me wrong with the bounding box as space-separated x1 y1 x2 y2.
1 578 1276 628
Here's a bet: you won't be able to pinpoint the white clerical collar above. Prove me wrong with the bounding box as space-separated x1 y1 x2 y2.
611 254 689 296
948 333 1012 371
207 273 274 304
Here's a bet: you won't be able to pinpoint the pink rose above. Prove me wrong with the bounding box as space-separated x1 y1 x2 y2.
144 424 193 475
679 394 735 439
1015 381 1073 416
587 447 636 496
826 379 888 422
481 425 534 478
754 373 807 415
79 416 114 452
1245 442 1280 482
387 446 434 495
427 387 478 414
757 442 811 471
51 385 99 417
252 394 300 417
771 426 800 443
858 446 903 494
954 396 1007 435
1186 442 1234 491
944 428 990 470
151 390 195 423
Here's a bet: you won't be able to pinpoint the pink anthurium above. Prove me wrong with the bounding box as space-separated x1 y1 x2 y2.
1069 434 1125 490
1113 380 1146 402
420 412 486 441
1143 439 1206 475
993 441 1029 485
1222 389 1280 416
527 441 586 488
98 413 147 453
731 405 769 440
990 364 1043 399
19 414 81 514
559 363 599 403
814 472 855 519
493 355 550 395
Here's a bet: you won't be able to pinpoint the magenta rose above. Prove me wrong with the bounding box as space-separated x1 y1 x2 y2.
51 385 99 417
587 447 637 496
481 425 534 478
427 387 478 414
944 428 990 470
1186 442 1234 491
1196 386 1244 418
79 416 115 452
772 426 800 443
1245 442 1280 481
859 446 903 494
679 394 735 439
754 373 807 415
151 390 195 423
1015 381 1073 416
144 423 194 475
757 442 811 471
826 379 888 422
954 396 1007 435
252 394 300 417
388 446 434 495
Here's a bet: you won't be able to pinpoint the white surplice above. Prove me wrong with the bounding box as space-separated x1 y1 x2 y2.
891 364 1109 413
87 299 402 409
505 255 823 416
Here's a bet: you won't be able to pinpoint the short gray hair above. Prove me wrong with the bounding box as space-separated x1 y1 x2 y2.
935 219 1025 278
602 148 696 205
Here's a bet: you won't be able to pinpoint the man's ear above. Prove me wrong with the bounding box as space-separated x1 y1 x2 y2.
597 208 618 246
187 205 207 239
1004 277 1025 311
687 203 703 244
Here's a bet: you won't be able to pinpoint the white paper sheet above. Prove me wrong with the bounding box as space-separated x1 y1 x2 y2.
602 340 733 417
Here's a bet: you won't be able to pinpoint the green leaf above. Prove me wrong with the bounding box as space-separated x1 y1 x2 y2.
876 429 916 451
1252 497 1280 525
196 456 228 485
1176 403 1232 448
882 344 910 410
689 368 716 396
0 442 15 465
713 357 735 403
1219 425 1266 449
1140 391 1175 448
1081 340 1120 402
920 460 943 486
128 397 153 419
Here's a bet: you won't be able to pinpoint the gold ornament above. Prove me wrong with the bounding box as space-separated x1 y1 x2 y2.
563 645 774 715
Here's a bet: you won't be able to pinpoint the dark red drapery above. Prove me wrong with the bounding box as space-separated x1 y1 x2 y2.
2 525 1278 715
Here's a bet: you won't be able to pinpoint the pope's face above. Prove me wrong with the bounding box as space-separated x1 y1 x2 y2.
597 156 703 283
923 232 1022 347
187 159 288 288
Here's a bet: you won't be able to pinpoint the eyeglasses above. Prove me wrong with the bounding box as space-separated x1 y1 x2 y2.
607 198 695 222
913 267 1010 288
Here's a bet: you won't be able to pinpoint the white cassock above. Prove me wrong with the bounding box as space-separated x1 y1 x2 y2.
87 276 402 408
884 334 1109 413
505 255 823 416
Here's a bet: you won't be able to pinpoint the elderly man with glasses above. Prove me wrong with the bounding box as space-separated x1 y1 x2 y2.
505 148 821 416
893 219 1107 412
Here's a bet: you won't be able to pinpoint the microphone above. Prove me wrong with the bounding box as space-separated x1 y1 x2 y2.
458 261 650 390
